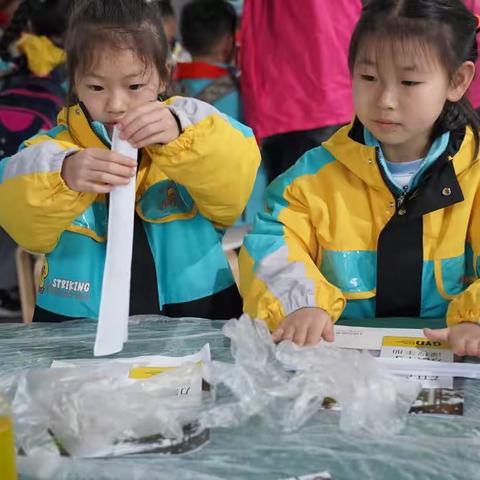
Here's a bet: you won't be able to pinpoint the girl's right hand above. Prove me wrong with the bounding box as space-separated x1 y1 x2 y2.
272 307 335 346
61 148 137 194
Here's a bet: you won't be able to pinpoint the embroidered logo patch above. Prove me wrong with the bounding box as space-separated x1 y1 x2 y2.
140 180 194 220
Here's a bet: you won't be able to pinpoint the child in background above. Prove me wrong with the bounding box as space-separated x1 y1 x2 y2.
0 0 260 322
0 0 70 150
177 0 266 226
0 0 70 318
0 0 69 88
177 0 240 118
240 0 480 357
158 0 177 54
157 0 191 65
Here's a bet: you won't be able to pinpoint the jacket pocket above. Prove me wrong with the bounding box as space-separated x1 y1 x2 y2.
319 249 376 300
433 255 466 301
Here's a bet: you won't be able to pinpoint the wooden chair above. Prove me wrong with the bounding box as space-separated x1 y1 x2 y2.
15 247 43 324
222 226 250 288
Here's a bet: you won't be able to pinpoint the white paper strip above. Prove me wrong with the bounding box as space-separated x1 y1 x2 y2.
377 357 480 379
94 126 137 356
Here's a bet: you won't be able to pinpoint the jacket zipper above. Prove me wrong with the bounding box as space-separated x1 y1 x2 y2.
397 185 409 210
375 147 410 214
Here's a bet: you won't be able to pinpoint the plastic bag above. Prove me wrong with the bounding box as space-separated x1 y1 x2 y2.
200 315 421 435
11 362 209 458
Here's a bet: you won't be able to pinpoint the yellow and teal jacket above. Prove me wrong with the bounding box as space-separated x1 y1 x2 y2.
0 96 260 319
174 61 267 227
240 119 480 331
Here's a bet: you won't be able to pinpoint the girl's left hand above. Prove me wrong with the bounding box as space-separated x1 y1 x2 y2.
424 322 480 357
118 101 180 148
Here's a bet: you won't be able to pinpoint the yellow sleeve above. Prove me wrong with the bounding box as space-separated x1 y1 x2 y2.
239 152 346 331
145 97 260 228
447 184 480 325
0 133 96 253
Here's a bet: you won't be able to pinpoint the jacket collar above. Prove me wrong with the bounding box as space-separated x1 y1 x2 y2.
363 127 450 195
323 118 472 191
323 118 473 216
57 103 111 149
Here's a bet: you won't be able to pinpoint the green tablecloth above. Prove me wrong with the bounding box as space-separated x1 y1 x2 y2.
0 316 477 480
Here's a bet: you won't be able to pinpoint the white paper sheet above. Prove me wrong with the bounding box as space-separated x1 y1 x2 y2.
94 127 137 356
51 345 211 403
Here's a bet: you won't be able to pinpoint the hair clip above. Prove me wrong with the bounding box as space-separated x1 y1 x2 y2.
476 14 480 33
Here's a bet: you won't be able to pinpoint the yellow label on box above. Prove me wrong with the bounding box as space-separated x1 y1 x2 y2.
382 336 450 349
128 362 202 379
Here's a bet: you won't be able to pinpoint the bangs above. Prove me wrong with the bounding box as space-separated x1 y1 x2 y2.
350 17 453 74
70 25 162 79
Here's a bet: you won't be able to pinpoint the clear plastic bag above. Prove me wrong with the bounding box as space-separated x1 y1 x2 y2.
276 340 421 434
11 362 209 458
201 315 421 435
10 314 421 464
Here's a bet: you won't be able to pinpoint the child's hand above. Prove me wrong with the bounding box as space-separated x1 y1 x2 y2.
61 148 137 193
424 322 480 357
118 101 180 148
272 307 334 346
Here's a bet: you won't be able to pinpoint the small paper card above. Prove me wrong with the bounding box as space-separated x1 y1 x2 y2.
380 336 453 388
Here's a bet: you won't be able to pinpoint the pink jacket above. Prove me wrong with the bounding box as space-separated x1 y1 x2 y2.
240 0 362 140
